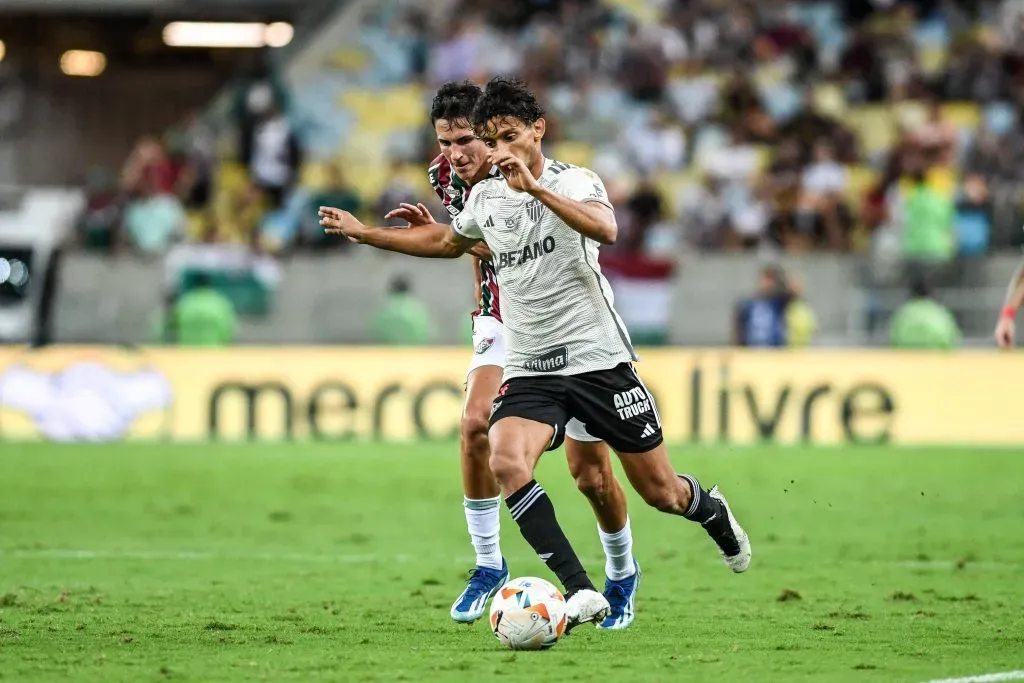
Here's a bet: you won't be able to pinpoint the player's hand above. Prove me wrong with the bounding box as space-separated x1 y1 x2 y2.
489 153 540 194
384 202 436 227
319 206 367 243
996 315 1016 349
469 242 492 261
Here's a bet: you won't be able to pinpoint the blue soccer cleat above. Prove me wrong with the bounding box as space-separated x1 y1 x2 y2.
597 561 641 630
450 559 509 623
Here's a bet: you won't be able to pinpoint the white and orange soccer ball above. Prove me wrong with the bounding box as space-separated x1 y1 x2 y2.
488 577 567 650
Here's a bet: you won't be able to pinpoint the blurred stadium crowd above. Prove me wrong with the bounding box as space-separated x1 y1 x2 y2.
60 0 1024 346
78 0 1024 257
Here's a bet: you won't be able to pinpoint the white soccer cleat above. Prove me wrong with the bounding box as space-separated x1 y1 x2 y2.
564 588 610 632
703 486 751 573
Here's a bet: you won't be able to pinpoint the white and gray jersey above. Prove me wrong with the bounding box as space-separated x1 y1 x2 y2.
452 158 637 380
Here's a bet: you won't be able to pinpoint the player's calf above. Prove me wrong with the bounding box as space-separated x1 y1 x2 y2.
676 474 751 573
491 417 602 607
460 412 491 470
617 447 751 573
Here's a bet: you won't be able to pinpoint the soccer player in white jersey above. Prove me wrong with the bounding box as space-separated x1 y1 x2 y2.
387 81 641 629
321 78 752 630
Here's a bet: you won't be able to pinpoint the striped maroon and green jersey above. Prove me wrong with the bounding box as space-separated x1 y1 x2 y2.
427 154 502 322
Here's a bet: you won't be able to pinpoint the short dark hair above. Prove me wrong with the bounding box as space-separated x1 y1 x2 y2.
471 77 545 136
430 81 482 126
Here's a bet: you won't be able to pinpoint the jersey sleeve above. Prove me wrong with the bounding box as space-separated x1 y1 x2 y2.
451 192 483 241
558 166 614 211
427 157 446 203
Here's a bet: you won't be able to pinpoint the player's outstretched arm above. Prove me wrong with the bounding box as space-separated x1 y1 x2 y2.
490 154 617 244
319 206 475 259
995 258 1024 348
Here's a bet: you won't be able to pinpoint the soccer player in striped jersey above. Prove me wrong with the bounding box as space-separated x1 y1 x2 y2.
383 81 641 629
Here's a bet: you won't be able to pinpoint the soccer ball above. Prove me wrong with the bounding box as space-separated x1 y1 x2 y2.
488 576 567 650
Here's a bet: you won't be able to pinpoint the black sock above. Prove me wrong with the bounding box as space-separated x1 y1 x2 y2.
679 475 741 556
678 474 722 524
506 480 594 595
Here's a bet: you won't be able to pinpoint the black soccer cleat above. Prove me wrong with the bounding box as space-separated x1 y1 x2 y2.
701 486 751 573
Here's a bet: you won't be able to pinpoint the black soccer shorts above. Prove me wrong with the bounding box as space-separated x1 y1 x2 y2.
488 362 664 453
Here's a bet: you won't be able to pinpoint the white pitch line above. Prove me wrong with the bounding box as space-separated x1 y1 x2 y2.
921 671 1024 683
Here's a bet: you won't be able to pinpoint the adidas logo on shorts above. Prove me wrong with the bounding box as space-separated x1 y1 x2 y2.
640 423 656 439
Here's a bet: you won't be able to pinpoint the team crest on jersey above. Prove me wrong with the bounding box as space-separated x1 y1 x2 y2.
474 337 495 355
525 199 544 223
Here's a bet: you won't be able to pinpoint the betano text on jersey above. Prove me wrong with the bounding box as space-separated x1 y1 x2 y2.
452 160 637 380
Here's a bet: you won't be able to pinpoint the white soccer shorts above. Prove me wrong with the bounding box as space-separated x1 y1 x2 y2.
468 315 600 443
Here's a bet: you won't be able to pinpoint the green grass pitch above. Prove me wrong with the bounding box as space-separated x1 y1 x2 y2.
1 443 1022 682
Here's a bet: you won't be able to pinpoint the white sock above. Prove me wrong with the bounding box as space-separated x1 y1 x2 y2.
464 496 503 570
599 516 636 581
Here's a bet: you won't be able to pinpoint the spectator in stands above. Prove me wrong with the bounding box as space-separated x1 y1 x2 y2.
901 167 956 282
798 140 851 249
913 95 957 167
428 15 488 86
780 92 858 165
163 273 237 347
620 179 664 253
785 276 818 347
733 265 792 347
727 180 772 250
121 136 179 198
839 25 887 102
372 276 434 345
123 194 185 256
963 111 1024 185
889 276 961 349
78 168 121 251
627 105 686 174
682 175 727 249
119 136 186 255
767 138 803 192
233 48 291 161
619 20 669 102
955 173 993 257
173 112 216 210
244 100 302 210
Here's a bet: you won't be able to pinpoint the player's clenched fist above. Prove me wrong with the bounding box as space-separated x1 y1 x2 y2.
319 206 367 243
488 153 540 194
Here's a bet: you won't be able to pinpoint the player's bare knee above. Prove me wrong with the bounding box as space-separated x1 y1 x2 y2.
574 467 609 503
460 412 490 455
487 450 530 489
